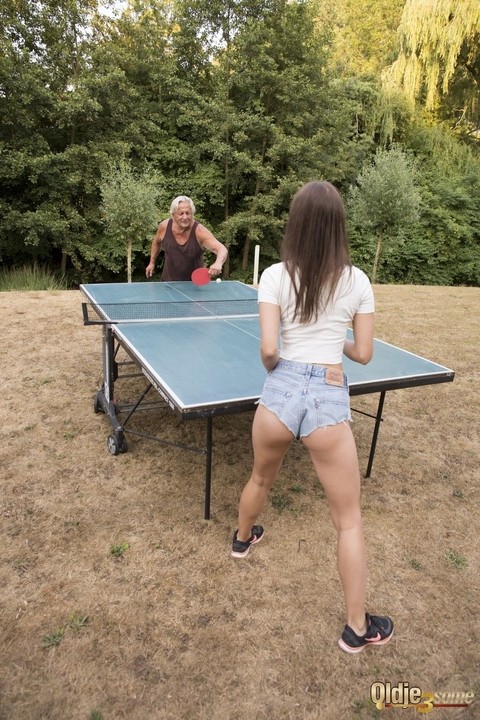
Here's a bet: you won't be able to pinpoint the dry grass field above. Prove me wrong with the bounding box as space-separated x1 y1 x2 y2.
0 284 479 720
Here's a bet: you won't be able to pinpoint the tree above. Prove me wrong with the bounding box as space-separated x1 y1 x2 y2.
0 0 175 279
171 0 346 276
384 0 480 140
348 146 421 283
0 0 103 272
2 0 477 286
321 0 405 77
404 122 480 285
100 160 162 281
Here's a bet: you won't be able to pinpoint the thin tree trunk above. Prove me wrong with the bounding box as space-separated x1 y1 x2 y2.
371 231 383 284
127 239 132 283
242 137 267 271
60 251 68 276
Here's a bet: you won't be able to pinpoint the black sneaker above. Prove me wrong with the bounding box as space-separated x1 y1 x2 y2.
231 525 265 558
338 613 394 654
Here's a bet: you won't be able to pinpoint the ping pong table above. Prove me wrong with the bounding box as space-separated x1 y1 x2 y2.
80 280 455 519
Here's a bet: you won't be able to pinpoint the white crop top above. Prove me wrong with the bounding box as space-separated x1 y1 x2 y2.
258 262 374 364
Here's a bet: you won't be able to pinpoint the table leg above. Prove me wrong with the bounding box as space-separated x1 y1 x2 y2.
365 391 386 478
204 417 213 520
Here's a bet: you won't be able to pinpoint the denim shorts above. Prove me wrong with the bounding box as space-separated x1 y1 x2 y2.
258 359 351 439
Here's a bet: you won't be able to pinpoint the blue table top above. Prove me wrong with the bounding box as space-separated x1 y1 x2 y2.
80 281 454 411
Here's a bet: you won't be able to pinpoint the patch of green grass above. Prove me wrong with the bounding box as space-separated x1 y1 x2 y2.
110 541 130 558
408 557 423 571
10 557 29 573
42 611 89 648
446 549 468 570
289 483 305 493
42 628 65 648
270 493 292 512
68 612 89 633
0 263 67 291
62 419 75 439
352 697 379 717
90 712 104 720
64 519 80 528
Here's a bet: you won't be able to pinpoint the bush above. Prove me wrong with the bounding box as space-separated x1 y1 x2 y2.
0 264 68 291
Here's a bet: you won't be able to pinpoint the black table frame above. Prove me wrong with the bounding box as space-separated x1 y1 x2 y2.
91 323 454 520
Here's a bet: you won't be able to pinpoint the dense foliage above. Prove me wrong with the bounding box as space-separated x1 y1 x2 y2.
1 0 479 285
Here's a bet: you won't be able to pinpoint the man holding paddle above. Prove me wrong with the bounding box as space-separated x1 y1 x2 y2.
146 196 228 283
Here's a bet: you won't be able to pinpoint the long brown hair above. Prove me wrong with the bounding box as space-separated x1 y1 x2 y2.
281 181 352 323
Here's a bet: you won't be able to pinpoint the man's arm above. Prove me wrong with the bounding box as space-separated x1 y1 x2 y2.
146 220 167 278
196 224 228 277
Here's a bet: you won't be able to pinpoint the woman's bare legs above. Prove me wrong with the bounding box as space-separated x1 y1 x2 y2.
302 422 367 636
236 408 367 635
236 405 293 541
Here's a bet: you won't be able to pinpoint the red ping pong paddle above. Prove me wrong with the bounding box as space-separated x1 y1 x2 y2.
191 267 211 286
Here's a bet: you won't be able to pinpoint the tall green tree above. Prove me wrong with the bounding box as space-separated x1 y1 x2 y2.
405 122 480 285
100 159 162 281
322 0 405 77
172 0 355 276
0 0 105 273
348 146 421 283
0 0 176 278
384 0 480 141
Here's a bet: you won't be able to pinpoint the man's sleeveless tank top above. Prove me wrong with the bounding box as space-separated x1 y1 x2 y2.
161 219 204 281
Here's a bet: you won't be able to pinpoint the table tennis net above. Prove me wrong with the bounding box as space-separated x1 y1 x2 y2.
82 298 259 324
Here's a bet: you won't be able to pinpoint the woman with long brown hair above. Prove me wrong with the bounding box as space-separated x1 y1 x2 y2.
231 181 393 654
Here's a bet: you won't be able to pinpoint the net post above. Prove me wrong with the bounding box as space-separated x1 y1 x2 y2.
253 245 260 287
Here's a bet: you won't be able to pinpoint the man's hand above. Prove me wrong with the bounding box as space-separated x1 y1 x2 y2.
146 262 155 278
208 263 222 277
